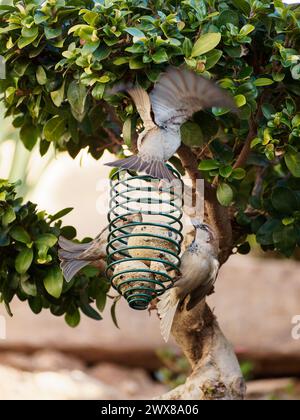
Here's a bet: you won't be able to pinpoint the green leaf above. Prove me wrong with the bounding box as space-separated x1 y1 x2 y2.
28 296 42 314
291 64 300 80
231 168 246 180
272 187 298 214
50 81 65 107
35 233 58 248
219 165 233 178
212 107 230 116
125 28 145 38
80 302 102 320
36 65 47 85
49 207 73 222
21 276 37 297
292 114 300 128
181 122 204 147
15 248 33 274
111 299 120 329
92 83 105 100
205 49 222 70
113 57 129 65
21 26 38 38
272 72 285 82
67 81 87 122
20 123 39 151
234 94 246 108
98 75 110 83
44 266 63 299
240 24 255 36
65 309 80 328
18 33 38 49
43 115 66 142
217 183 234 206
2 206 16 225
191 33 221 57
129 57 144 69
96 290 107 312
182 37 193 57
44 26 61 39
232 0 251 15
218 10 239 27
199 160 220 170
262 104 276 119
254 78 274 87
10 226 31 244
60 225 77 239
285 150 300 177
224 46 242 58
273 225 297 255
256 219 281 246
152 49 169 64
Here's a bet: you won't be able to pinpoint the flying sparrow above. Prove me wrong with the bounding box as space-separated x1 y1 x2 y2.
106 66 235 181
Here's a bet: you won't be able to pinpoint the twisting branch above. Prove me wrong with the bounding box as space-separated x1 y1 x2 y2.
156 301 246 400
164 144 246 401
177 144 233 264
233 116 257 169
103 126 123 145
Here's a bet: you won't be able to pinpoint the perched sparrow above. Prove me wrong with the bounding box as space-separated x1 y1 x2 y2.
157 220 219 342
58 213 142 282
106 66 235 181
127 224 178 265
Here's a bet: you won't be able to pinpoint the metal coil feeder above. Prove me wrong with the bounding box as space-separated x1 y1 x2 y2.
106 166 184 310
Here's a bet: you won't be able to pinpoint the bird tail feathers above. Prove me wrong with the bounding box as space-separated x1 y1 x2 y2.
58 236 91 282
105 156 175 182
157 288 179 342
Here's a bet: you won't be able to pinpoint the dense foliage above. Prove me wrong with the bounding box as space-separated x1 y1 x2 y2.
0 0 300 322
0 180 109 323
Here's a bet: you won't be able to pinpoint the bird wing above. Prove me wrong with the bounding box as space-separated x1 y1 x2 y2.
127 87 157 131
150 66 235 127
186 257 220 310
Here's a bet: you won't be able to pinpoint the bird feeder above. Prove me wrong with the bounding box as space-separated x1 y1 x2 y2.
106 166 184 310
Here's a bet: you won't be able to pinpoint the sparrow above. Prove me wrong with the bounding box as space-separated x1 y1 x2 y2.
58 213 142 282
157 220 220 342
106 66 235 181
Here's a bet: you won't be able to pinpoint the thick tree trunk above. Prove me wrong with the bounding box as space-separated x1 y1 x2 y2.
154 145 246 400
157 300 246 400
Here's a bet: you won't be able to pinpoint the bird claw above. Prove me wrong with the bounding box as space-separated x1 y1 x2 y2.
148 298 158 315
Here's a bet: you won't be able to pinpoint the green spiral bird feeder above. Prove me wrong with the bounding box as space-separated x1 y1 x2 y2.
106 166 184 310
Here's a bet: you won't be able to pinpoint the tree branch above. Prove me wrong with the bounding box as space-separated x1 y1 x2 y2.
160 145 246 401
102 126 123 146
156 301 246 400
177 144 233 264
233 116 257 169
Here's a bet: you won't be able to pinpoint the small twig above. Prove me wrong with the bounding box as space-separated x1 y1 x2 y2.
102 126 123 146
233 116 257 169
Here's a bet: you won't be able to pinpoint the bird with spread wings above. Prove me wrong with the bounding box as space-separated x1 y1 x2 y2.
106 66 235 181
